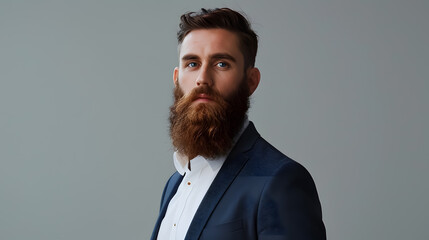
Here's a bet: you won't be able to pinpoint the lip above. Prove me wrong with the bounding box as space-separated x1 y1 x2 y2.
194 94 213 103
198 93 212 99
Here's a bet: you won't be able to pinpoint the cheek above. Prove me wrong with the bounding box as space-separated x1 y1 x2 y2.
180 84 195 96
177 75 196 95
216 73 243 97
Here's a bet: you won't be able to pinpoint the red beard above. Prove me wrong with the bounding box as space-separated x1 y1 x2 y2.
169 80 249 159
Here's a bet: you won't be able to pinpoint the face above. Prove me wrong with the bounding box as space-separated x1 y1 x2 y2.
169 28 260 159
174 28 251 103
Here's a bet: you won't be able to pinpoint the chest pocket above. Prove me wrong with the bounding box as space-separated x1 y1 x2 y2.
199 219 245 240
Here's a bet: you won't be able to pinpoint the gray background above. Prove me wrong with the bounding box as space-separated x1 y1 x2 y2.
1 0 428 239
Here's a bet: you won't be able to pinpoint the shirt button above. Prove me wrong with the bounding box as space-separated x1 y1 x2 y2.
173 223 176 227
187 181 191 185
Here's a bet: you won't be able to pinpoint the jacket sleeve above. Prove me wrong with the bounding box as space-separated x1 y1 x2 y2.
257 161 326 240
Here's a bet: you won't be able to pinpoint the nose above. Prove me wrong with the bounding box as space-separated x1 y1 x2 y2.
196 65 212 86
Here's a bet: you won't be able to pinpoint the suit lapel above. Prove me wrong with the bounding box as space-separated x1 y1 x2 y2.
185 122 260 240
150 172 183 240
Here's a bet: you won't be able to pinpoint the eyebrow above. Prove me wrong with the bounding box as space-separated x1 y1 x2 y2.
211 53 237 62
181 54 199 61
181 53 237 63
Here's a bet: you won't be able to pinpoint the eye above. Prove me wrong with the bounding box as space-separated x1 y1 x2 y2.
187 62 198 68
216 62 229 68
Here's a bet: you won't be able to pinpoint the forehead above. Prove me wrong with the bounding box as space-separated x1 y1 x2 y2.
179 29 243 61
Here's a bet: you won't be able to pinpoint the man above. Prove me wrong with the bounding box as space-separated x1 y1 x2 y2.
151 8 326 240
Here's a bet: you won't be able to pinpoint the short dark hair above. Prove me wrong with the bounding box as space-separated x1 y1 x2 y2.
177 8 258 69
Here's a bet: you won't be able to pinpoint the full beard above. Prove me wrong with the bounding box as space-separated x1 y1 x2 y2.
169 79 250 160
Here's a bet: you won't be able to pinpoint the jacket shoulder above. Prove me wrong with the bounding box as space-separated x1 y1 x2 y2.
243 136 303 176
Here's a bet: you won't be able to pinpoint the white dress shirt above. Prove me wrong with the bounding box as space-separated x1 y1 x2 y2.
157 119 249 240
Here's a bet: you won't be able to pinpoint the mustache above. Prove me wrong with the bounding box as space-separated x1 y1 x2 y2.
185 86 222 101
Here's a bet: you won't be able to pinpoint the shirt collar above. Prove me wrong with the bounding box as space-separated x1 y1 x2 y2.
173 118 249 176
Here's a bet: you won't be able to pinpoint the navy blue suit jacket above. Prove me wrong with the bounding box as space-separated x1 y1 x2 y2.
151 122 326 239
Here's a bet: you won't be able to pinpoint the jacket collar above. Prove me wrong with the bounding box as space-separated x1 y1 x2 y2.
185 121 260 239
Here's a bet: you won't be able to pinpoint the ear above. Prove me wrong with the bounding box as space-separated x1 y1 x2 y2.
173 67 179 86
246 67 261 95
